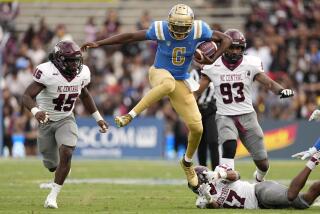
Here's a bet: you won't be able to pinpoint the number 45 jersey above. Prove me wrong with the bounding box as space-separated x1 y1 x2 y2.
202 55 264 116
33 61 91 121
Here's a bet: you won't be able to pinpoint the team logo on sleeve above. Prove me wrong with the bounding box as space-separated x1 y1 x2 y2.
246 70 251 78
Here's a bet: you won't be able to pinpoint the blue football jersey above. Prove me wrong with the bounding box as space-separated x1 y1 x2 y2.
146 20 213 80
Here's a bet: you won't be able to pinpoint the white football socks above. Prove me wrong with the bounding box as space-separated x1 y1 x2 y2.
255 168 268 181
49 183 62 198
220 158 235 170
128 110 137 118
184 155 192 163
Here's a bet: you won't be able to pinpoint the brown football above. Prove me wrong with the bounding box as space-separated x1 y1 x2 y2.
194 41 218 60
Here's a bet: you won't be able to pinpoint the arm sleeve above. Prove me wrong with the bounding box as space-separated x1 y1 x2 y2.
251 57 264 80
32 66 47 84
200 21 214 41
145 21 158 41
82 66 91 88
201 64 214 81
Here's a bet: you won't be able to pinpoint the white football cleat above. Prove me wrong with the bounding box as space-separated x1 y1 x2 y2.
44 194 58 209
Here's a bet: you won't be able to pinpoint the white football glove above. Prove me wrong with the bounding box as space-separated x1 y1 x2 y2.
195 196 208 209
292 147 318 160
309 109 320 121
197 183 213 203
279 89 294 98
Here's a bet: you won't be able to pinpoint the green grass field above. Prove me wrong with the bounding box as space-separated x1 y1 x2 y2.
0 159 320 214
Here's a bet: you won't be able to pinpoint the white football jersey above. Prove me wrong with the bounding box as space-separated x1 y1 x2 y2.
33 62 91 121
202 55 264 115
210 179 258 209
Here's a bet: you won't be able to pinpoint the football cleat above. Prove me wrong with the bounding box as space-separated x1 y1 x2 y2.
180 158 198 187
168 4 194 40
114 114 133 127
44 194 58 209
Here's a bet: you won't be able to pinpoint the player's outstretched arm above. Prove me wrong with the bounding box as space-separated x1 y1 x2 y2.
22 81 49 124
194 74 210 99
79 87 108 133
209 31 232 64
254 72 294 98
292 138 320 160
81 30 147 52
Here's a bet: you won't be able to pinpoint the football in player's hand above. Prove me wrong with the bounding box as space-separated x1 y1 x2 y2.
194 41 218 61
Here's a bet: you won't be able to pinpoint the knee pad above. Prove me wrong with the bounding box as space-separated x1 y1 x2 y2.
161 78 175 94
222 140 237 159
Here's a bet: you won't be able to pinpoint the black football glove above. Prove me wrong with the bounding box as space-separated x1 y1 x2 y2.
279 89 294 98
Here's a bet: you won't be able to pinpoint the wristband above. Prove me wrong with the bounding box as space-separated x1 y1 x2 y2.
31 107 40 116
92 111 103 122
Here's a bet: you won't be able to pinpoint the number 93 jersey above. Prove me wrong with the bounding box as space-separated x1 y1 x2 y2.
146 20 213 80
202 55 264 116
33 61 91 121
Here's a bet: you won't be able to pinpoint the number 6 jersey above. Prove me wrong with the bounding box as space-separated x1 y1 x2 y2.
202 55 264 116
33 61 91 121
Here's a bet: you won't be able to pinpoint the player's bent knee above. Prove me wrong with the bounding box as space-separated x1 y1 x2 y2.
59 145 75 162
254 159 269 172
161 78 175 94
188 122 203 136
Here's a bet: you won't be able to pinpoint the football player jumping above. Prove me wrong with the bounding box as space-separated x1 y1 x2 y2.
191 152 320 209
22 40 108 209
195 29 294 182
81 4 232 188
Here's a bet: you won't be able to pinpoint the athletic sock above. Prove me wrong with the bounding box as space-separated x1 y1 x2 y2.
220 158 234 170
128 110 137 118
256 168 268 181
50 183 62 198
184 154 192 163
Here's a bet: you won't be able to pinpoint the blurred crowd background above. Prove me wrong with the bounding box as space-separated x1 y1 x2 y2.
1 0 320 157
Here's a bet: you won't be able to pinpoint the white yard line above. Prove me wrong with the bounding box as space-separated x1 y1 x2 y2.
36 178 319 186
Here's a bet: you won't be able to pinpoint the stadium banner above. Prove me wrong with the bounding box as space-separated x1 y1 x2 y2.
236 119 320 159
74 117 165 158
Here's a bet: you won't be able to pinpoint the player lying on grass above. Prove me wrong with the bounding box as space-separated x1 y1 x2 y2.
292 109 320 160
190 153 320 209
